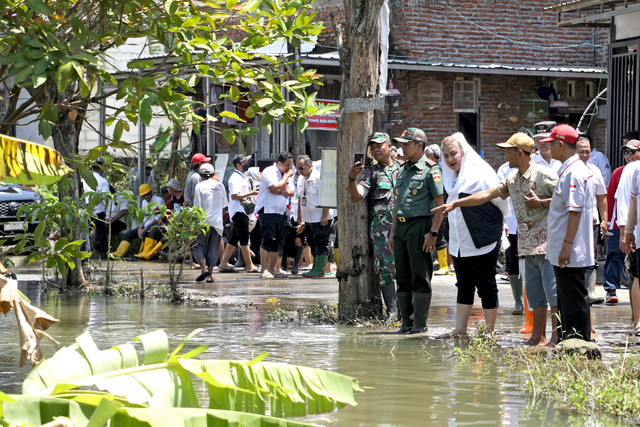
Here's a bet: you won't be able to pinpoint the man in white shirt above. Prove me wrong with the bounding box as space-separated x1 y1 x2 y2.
219 154 259 273
255 152 295 279
84 162 110 258
545 124 596 343
110 184 164 259
577 137 608 307
192 163 228 282
532 121 562 174
586 138 612 186
104 188 129 236
296 155 334 278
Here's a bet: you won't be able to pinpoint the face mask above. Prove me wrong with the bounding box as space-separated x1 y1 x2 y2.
242 164 249 172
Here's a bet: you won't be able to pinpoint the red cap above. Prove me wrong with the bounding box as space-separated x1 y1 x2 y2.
539 124 579 144
191 153 212 164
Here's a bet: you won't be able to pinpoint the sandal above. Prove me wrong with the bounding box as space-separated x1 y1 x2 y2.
246 267 261 273
195 271 209 282
219 267 238 273
206 278 214 283
634 327 640 337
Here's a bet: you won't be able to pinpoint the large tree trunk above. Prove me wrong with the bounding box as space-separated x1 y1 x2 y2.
335 0 385 321
51 92 88 289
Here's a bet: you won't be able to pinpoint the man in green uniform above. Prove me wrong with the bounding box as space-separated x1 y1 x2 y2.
391 127 444 333
348 132 401 320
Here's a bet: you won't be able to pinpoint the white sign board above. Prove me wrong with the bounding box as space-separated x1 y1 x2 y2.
318 148 337 208
214 154 229 175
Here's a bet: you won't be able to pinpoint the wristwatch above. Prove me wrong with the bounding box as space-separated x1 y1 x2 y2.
429 230 438 237
347 176 356 182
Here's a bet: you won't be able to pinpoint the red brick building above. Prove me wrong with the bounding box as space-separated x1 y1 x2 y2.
303 0 609 168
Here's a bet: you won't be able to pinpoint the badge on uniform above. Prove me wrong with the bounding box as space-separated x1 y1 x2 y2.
413 189 417 195
431 170 441 183
301 197 307 206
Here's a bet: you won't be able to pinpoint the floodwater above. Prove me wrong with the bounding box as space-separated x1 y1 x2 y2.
0 278 628 426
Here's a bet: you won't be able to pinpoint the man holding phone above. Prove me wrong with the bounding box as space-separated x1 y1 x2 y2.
348 132 401 321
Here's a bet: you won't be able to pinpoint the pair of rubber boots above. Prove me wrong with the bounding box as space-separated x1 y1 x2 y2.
396 291 431 334
302 254 328 278
110 238 163 260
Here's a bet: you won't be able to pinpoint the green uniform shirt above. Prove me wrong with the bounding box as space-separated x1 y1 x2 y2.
393 155 444 218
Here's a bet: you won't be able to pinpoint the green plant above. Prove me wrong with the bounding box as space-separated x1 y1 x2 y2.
1 329 362 426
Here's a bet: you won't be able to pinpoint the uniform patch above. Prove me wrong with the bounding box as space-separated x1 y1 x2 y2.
431 170 441 182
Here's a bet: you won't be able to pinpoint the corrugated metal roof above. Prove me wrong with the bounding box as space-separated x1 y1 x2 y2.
545 0 640 11
303 53 607 78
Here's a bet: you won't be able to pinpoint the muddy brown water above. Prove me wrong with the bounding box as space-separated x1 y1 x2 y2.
0 278 628 426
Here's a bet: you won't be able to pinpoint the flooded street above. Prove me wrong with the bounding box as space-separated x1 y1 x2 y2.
0 263 634 426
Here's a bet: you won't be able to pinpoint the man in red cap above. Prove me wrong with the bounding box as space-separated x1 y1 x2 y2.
185 153 212 207
544 124 596 344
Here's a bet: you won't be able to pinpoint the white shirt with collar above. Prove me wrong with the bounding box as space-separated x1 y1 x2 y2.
586 163 606 222
497 162 518 236
532 153 562 174
141 195 164 228
194 178 228 236
588 148 612 186
83 172 110 214
297 168 335 224
546 154 595 268
227 169 252 218
627 162 640 241
617 161 640 230
105 196 129 223
255 163 293 215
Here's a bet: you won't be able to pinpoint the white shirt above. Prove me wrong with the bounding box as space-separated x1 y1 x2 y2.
588 148 611 186
497 162 518 235
84 172 110 214
141 195 164 228
532 153 562 174
546 155 595 268
587 163 606 222
105 195 129 223
255 164 293 215
227 170 252 218
297 169 335 224
628 163 640 241
619 161 640 231
194 178 228 235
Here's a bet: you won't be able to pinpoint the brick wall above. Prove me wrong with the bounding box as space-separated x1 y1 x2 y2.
389 71 607 169
311 0 608 68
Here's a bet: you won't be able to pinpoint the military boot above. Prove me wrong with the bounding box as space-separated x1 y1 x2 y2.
380 283 398 322
396 291 414 333
409 292 432 334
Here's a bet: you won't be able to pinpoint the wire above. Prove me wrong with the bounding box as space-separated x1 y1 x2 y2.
440 0 604 51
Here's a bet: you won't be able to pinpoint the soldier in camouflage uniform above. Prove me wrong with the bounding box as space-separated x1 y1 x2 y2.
348 132 401 319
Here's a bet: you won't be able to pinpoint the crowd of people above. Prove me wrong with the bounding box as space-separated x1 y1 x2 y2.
88 151 337 284
85 120 640 344
350 122 640 344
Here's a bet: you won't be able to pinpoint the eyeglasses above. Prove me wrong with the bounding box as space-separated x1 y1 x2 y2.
624 150 638 155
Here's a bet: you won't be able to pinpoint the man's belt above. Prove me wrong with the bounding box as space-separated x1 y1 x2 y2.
397 215 432 222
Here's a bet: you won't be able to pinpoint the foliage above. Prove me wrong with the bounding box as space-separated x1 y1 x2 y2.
0 0 329 148
446 330 640 422
138 202 208 299
0 329 361 426
0 134 70 186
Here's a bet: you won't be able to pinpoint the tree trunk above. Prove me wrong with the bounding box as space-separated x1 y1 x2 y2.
335 0 385 321
168 124 181 179
288 41 306 159
51 92 88 289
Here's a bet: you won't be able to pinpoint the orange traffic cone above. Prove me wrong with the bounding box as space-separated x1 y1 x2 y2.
520 288 533 334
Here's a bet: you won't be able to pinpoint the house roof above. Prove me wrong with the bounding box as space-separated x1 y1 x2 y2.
545 0 640 27
303 52 608 79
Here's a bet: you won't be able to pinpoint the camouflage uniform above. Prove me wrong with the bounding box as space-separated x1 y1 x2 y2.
359 161 400 287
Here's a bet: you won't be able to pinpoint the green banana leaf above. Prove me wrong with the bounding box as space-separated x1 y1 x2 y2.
0 394 317 426
0 134 71 185
21 329 361 419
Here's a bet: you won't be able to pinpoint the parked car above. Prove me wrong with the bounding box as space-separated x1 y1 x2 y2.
0 183 43 243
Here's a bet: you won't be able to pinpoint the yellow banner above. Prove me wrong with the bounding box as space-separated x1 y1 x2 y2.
0 134 71 185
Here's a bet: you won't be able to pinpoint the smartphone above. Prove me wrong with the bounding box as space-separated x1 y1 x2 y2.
354 153 364 165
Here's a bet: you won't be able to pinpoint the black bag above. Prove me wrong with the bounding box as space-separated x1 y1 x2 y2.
241 197 255 215
458 192 503 249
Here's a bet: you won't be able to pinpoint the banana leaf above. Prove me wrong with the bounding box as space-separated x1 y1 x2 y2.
0 394 317 426
22 329 361 418
0 134 71 185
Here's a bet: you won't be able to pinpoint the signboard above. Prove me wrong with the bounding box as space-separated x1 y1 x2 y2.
343 96 385 114
214 154 229 176
307 99 339 131
318 148 337 208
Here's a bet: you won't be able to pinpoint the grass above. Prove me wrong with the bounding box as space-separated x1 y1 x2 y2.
446 327 640 423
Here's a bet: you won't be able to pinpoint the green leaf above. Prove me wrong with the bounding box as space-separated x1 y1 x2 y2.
168 328 204 362
226 0 237 9
219 111 245 123
113 120 124 141
56 61 73 92
26 0 54 15
139 98 152 126
255 98 273 108
34 220 46 242
297 117 308 132
31 74 47 88
223 129 235 144
134 330 169 365
128 60 156 69
79 166 97 191
86 396 124 427
229 85 240 102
